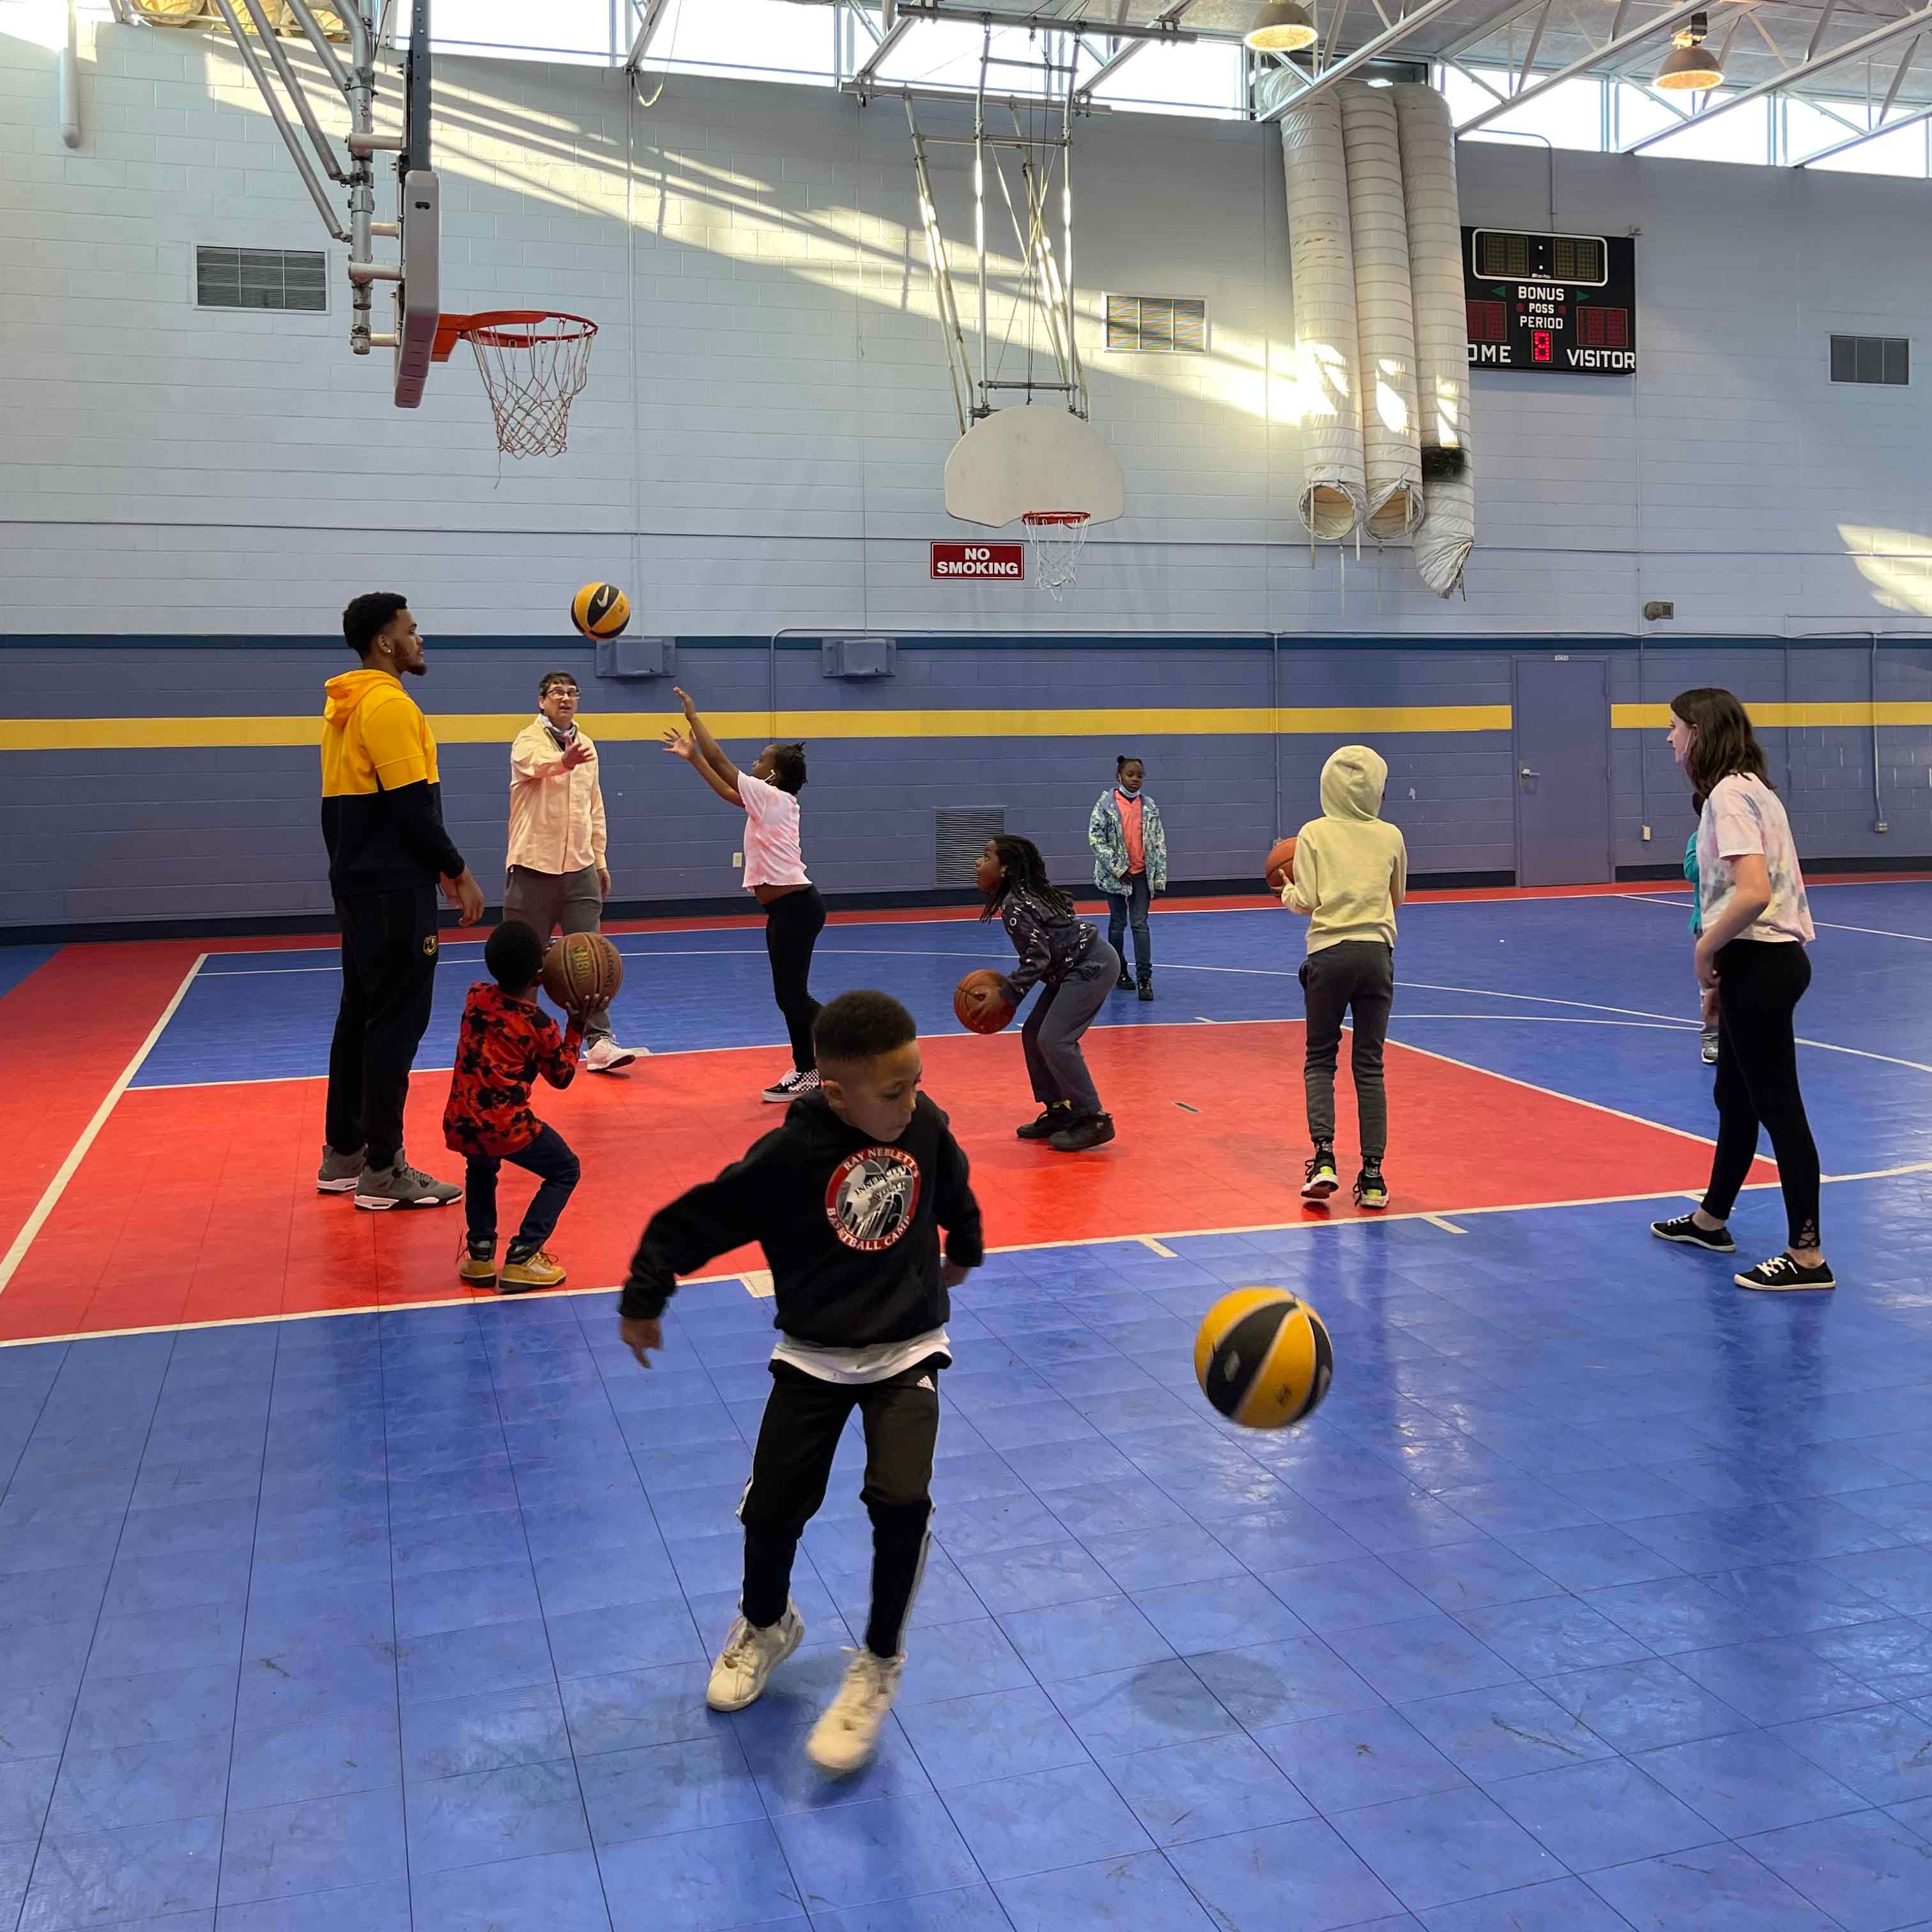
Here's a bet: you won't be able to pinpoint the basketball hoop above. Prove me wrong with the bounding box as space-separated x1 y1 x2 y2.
431 310 597 457
1021 511 1091 599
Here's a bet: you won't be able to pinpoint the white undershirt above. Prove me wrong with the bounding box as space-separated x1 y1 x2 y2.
770 1326 951 1384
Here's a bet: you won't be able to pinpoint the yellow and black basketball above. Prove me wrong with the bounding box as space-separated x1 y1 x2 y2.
1193 1288 1332 1430
571 581 631 640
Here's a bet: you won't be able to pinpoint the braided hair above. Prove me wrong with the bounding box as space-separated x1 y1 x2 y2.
979 835 1073 920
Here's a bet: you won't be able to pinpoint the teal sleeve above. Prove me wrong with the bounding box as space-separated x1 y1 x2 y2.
1683 832 1701 936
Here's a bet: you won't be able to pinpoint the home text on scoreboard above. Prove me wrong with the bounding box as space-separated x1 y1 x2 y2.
1462 229 1637 378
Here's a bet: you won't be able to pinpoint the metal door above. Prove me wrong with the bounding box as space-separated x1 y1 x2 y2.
1514 656 1613 886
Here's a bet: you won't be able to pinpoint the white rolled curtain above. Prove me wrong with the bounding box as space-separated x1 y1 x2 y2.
1279 96 1364 542
1393 82 1474 597
1338 81 1422 542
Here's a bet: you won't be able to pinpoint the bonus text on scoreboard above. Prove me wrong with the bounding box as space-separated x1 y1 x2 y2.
1461 229 1637 378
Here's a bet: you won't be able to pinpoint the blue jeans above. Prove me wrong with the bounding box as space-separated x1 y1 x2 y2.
465 1124 581 1254
1105 873 1151 980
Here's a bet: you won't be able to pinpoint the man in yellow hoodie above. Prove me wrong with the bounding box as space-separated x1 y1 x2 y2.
318 593 486 1209
1280 744 1407 1213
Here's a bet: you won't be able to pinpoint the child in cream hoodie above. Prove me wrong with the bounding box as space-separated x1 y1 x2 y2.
1281 745 1407 1211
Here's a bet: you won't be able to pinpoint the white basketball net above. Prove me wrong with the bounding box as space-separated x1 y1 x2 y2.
1022 511 1091 599
462 314 597 459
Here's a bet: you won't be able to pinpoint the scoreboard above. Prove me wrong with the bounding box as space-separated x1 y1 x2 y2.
1462 229 1637 376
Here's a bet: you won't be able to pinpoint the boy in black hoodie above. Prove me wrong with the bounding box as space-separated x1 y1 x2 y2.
618 990 983 1775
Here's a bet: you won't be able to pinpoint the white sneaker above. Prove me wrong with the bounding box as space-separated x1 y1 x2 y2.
762 1069 821 1104
583 1037 639 1074
705 1604 804 1712
805 1648 903 1775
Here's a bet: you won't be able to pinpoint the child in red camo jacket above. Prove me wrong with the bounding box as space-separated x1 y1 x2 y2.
443 919 583 1292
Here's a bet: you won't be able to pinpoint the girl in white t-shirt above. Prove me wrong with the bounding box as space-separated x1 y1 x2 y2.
663 689 825 1104
1650 688 1832 1292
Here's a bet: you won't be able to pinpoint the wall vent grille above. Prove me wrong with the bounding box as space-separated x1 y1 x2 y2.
196 247 328 313
1105 295 1206 354
1830 335 1908 386
935 808 1005 887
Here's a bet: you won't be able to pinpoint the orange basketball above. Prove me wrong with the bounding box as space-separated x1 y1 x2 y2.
1264 836 1298 892
540 931 624 1013
954 969 1017 1036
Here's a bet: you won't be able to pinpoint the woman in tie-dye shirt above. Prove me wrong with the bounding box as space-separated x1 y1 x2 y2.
1648 689 1831 1294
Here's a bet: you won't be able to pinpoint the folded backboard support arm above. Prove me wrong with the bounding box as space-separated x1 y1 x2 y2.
206 0 441 407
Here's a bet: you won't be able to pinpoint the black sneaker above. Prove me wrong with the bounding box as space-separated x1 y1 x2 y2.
1736 1254 1836 1292
1116 970 1134 992
1354 1167 1389 1212
1302 1147 1338 1200
1137 977 1154 1002
1016 1105 1070 1141
1650 1213 1735 1254
1049 1112 1117 1153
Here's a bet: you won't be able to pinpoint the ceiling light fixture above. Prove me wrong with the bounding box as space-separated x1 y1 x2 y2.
1245 1 1318 54
1654 12 1724 90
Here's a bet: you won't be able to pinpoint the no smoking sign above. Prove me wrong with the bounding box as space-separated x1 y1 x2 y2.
931 541 1024 581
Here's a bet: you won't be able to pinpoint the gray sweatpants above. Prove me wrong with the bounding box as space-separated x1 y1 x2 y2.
1300 940 1395 1161
502 863 615 1039
1020 942 1118 1118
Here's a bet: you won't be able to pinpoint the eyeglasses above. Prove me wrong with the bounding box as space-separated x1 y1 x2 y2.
544 687 580 699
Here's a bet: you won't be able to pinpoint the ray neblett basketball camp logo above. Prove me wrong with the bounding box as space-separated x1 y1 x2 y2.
824 1148 921 1252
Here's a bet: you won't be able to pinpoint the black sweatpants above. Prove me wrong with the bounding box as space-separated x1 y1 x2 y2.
326 885 440 1170
740 1356 941 1659
1300 940 1395 1161
1702 939 1821 1250
764 885 826 1073
464 1124 581 1254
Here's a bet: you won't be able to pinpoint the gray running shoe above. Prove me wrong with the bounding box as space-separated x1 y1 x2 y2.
316 1144 365 1193
355 1157 462 1211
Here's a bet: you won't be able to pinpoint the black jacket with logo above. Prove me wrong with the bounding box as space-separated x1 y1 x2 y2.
620 1093 984 1344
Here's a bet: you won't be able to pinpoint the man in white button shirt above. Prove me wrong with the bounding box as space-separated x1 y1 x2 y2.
503 671 639 1072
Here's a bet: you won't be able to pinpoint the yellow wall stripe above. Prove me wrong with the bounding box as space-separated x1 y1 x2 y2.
1 705 1512 754
6 700 1922 753
1612 701 1932 730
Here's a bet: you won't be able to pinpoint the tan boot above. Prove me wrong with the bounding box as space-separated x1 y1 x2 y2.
499 1248 566 1293
457 1239 497 1289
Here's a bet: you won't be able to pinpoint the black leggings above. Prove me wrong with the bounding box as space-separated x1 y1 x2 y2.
764 885 825 1071
1702 939 1821 1251
740 1358 940 1659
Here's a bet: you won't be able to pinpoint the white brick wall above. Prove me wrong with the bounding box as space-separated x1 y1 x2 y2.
3 18 1931 638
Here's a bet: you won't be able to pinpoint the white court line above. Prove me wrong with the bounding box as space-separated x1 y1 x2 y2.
1379 1030 1731 1154
0 954 208 1296
1422 1215 1469 1234
1813 919 1932 944
127 992 1932 1092
1625 893 1932 945
1139 1236 1179 1258
1791 1038 1932 1077
1399 1016 1696 1031
1 1174 1821 1349
195 944 1000 979
171 875 1932 972
1821 1158 1932 1183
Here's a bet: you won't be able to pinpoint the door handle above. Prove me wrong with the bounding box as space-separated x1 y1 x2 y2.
1519 765 1539 782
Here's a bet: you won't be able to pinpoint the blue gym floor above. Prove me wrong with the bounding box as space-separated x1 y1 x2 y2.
2 883 1930 1931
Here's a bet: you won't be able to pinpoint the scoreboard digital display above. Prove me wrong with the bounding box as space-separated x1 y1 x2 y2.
1462 229 1637 377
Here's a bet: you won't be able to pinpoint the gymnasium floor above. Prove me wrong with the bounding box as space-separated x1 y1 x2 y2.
1 882 1929 1932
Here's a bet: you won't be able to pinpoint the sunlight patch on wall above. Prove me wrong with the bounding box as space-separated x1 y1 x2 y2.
1841 525 1932 617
